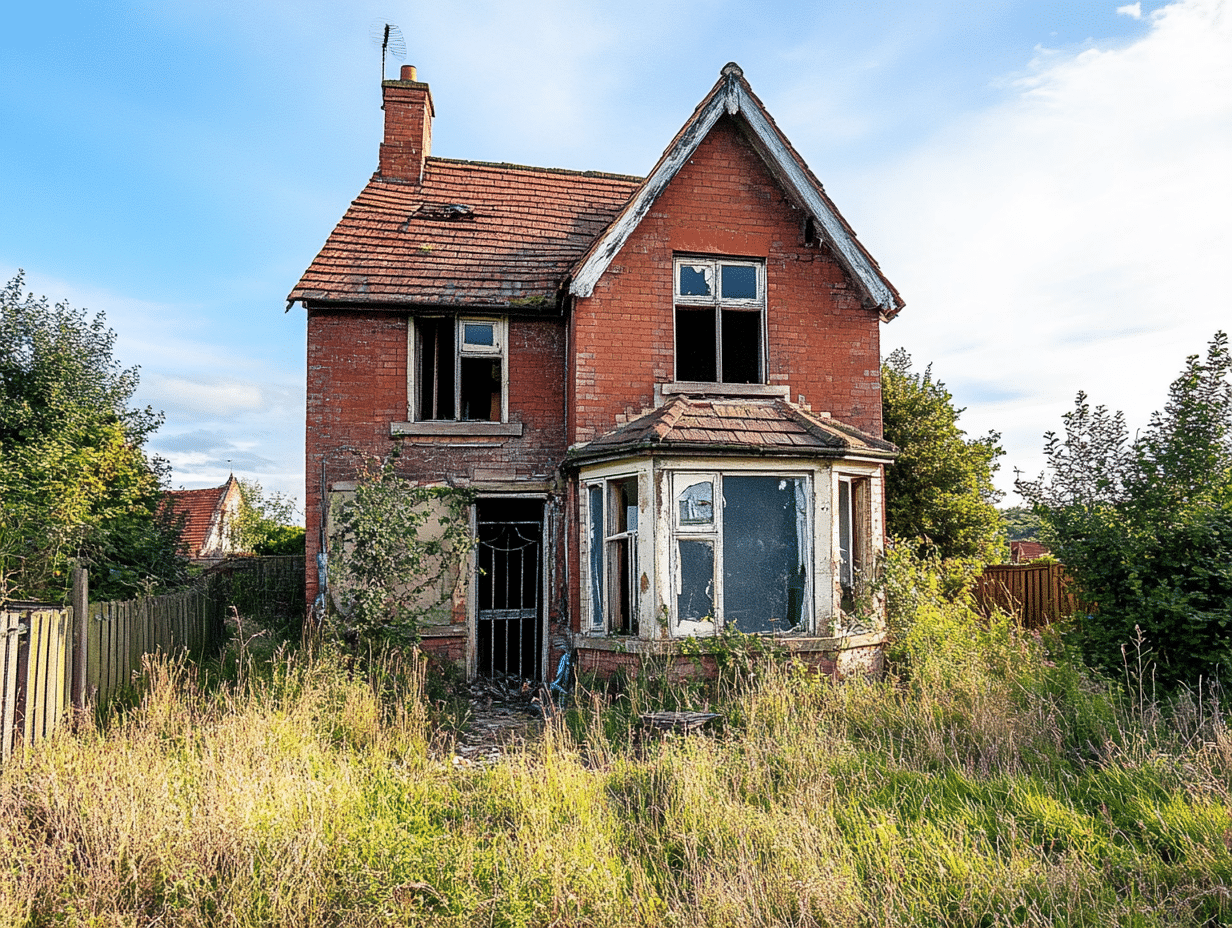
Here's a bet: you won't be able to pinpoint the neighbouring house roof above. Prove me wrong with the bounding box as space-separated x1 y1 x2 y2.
164 475 241 559
1010 540 1051 564
287 159 641 311
568 63 905 321
565 396 897 466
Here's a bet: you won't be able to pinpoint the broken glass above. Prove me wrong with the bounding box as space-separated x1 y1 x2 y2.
676 539 715 632
722 475 808 634
678 263 713 297
678 480 714 525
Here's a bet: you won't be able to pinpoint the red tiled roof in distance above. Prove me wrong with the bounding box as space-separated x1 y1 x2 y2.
288 158 641 310
164 485 227 557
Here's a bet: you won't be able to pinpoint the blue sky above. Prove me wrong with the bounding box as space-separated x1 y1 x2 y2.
3 1 1229 513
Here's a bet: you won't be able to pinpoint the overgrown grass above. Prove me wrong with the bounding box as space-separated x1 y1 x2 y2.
3 573 1231 925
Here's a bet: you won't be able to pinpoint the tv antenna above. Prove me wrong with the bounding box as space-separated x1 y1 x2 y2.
370 20 407 85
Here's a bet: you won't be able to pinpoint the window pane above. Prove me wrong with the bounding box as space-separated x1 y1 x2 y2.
721 264 757 300
462 322 495 347
678 480 714 525
460 358 500 421
676 540 714 626
721 309 762 384
675 307 717 381
722 476 808 634
589 486 604 629
838 480 852 591
678 263 713 297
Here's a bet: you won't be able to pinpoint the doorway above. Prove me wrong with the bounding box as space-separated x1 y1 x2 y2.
475 498 543 681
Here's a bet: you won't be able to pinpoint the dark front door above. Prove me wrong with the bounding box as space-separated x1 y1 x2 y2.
476 499 543 681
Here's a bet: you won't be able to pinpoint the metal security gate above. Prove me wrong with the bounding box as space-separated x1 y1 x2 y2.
476 500 543 681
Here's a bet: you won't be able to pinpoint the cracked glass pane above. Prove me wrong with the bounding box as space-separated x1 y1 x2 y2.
678 480 714 525
676 539 714 630
722 476 808 634
678 263 713 297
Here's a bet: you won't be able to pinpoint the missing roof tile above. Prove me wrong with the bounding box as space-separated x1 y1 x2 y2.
414 203 476 222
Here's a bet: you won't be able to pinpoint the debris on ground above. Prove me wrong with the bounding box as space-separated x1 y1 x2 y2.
452 672 544 765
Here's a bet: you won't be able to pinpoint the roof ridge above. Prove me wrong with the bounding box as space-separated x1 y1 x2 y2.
426 156 643 183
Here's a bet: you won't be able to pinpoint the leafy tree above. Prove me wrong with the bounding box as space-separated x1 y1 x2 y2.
1017 332 1232 686
327 454 474 646
230 478 305 556
881 348 1006 561
0 271 185 603
1001 505 1041 542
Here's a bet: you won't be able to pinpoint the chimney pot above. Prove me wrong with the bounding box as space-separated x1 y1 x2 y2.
400 64 417 82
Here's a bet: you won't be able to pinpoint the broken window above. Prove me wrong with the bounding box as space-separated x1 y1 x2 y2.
673 257 765 384
414 316 505 421
671 472 808 637
586 475 640 634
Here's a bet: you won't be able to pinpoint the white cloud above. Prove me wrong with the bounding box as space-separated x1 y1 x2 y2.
855 0 1232 500
1118 2 1143 18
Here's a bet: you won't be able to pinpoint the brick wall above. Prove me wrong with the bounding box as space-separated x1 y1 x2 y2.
570 114 884 445
304 309 568 604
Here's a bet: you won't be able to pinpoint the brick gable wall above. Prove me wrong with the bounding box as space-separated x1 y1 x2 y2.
569 114 884 445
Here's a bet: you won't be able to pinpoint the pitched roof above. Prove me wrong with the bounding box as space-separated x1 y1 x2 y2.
568 63 904 321
287 159 641 310
566 396 897 466
164 484 229 556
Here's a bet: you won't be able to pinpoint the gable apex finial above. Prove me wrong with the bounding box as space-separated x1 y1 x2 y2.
720 62 743 78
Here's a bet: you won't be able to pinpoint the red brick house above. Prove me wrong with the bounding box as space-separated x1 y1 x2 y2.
289 63 903 681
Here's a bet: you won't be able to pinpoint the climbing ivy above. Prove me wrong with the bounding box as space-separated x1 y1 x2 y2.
326 454 474 647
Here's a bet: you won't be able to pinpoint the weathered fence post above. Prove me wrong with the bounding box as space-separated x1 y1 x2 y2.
71 565 88 709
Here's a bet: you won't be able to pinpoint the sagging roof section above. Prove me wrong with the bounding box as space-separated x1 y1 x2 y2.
288 159 641 311
568 63 905 321
565 395 897 466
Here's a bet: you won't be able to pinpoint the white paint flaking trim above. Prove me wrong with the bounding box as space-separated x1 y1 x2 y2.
569 75 901 317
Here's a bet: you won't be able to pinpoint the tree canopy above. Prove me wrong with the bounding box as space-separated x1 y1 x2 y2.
881 348 1006 562
0 271 185 603
1017 332 1232 686
230 479 305 556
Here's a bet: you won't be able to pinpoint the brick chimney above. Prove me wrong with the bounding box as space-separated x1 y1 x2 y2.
379 65 434 184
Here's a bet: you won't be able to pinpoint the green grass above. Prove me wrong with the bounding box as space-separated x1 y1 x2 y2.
2 591 1231 925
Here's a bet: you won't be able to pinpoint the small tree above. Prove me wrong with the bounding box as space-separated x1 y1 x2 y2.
881 348 1006 562
1017 332 1232 686
0 271 185 603
230 479 305 555
326 455 474 647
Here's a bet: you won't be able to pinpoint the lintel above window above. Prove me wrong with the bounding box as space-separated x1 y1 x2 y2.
674 256 765 385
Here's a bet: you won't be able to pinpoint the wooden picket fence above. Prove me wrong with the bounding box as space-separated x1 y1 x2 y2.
0 556 304 762
974 562 1090 629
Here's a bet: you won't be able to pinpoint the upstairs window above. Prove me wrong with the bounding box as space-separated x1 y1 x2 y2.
674 257 765 384
414 317 506 422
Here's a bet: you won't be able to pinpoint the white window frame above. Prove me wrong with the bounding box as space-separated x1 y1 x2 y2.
410 316 508 423
672 256 767 384
583 474 642 635
668 470 812 638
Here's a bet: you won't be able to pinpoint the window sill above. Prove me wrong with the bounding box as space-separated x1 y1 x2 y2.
575 631 886 653
391 421 524 438
658 382 790 400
